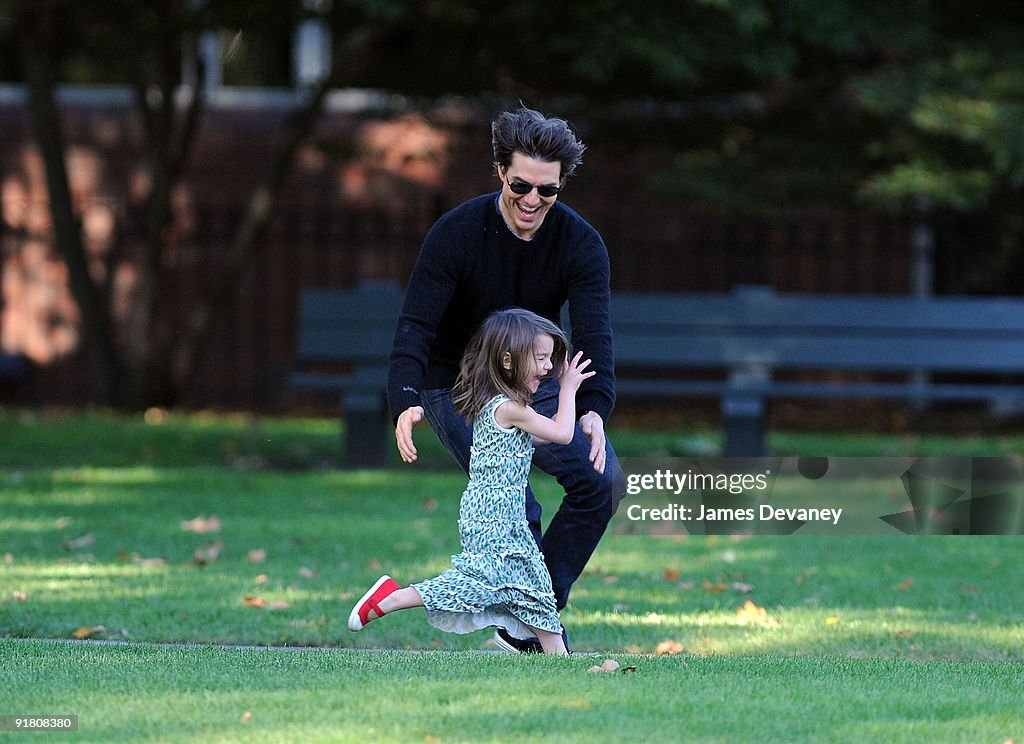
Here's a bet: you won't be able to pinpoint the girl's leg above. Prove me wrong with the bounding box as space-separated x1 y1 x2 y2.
349 578 423 631
531 626 568 656
375 586 423 617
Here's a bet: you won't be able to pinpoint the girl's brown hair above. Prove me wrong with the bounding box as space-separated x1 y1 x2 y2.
452 308 569 420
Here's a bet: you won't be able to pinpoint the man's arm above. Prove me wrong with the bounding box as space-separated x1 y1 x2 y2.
386 220 460 460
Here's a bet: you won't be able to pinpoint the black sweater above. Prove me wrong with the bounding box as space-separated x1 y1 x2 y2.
387 192 615 422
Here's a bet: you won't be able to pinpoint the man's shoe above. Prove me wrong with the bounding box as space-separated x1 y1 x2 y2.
493 627 570 654
494 628 543 653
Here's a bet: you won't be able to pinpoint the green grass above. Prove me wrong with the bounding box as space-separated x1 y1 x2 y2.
2 409 1024 742
3 640 1022 744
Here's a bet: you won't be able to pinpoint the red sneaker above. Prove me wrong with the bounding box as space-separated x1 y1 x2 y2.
348 575 400 631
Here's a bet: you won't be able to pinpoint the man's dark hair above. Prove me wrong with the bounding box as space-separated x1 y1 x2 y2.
491 107 586 180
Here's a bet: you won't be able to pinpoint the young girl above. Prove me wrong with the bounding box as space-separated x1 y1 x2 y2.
347 308 594 655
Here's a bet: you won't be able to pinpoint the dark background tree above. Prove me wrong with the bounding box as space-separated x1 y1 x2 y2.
2 0 1022 406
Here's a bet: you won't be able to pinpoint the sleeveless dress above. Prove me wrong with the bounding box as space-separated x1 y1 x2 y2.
413 394 562 639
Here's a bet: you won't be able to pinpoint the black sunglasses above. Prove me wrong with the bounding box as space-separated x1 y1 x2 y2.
504 174 562 198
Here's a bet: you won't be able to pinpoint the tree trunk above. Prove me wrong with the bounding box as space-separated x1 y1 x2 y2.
170 79 333 395
16 1 122 404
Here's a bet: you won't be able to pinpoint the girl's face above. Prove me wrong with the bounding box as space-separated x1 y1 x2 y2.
524 333 555 393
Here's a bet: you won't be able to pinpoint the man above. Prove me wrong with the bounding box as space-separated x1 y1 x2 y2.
387 106 623 652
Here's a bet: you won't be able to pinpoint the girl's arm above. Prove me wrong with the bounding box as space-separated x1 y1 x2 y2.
495 352 594 445
496 395 577 445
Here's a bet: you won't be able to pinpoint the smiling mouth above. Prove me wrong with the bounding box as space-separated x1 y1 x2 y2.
516 202 540 218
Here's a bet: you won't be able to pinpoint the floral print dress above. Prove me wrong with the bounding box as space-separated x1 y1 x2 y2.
414 394 561 639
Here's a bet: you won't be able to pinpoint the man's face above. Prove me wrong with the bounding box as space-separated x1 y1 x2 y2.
497 153 562 240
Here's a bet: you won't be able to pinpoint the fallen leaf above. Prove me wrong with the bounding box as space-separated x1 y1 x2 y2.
133 556 167 567
795 567 818 585
655 640 684 655
367 558 382 571
893 577 914 591
12 590 28 602
702 579 726 593
254 574 269 584
181 515 221 534
62 533 95 551
603 574 620 585
422 499 438 512
825 616 840 625
4 552 13 565
194 540 224 566
240 711 252 723
72 625 106 639
55 517 72 528
665 569 681 582
736 599 768 623
895 629 913 639
244 596 289 610
248 549 267 563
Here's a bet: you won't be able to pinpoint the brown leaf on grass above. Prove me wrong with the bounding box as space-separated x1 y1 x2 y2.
655 640 684 655
244 596 290 610
893 577 914 591
367 558 382 571
665 569 681 582
240 711 253 723
736 599 767 623
62 533 95 551
422 498 438 512
254 574 269 584
133 556 167 567
12 590 28 602
181 515 221 534
4 552 13 565
895 629 913 639
586 659 621 674
702 579 726 593
72 624 106 639
248 549 267 563
194 540 224 566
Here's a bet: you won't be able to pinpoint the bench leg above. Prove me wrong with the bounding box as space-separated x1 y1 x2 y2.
341 392 390 468
722 395 767 457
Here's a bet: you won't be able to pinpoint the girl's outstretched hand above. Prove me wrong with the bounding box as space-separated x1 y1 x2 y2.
560 350 596 392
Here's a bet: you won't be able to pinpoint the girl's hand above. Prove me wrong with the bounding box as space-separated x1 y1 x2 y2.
560 351 596 392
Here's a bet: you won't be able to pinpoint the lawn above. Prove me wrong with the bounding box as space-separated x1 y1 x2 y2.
1 409 1023 742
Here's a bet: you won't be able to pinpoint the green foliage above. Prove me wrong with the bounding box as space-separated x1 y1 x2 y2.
855 49 1024 212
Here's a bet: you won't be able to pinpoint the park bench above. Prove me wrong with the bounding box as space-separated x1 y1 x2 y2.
288 282 404 467
611 285 1024 455
289 284 1024 464
0 302 32 393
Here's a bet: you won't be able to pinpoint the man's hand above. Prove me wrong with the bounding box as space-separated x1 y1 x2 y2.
395 405 425 463
578 411 607 474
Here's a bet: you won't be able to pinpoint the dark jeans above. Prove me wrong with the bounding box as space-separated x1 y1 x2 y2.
420 379 625 610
